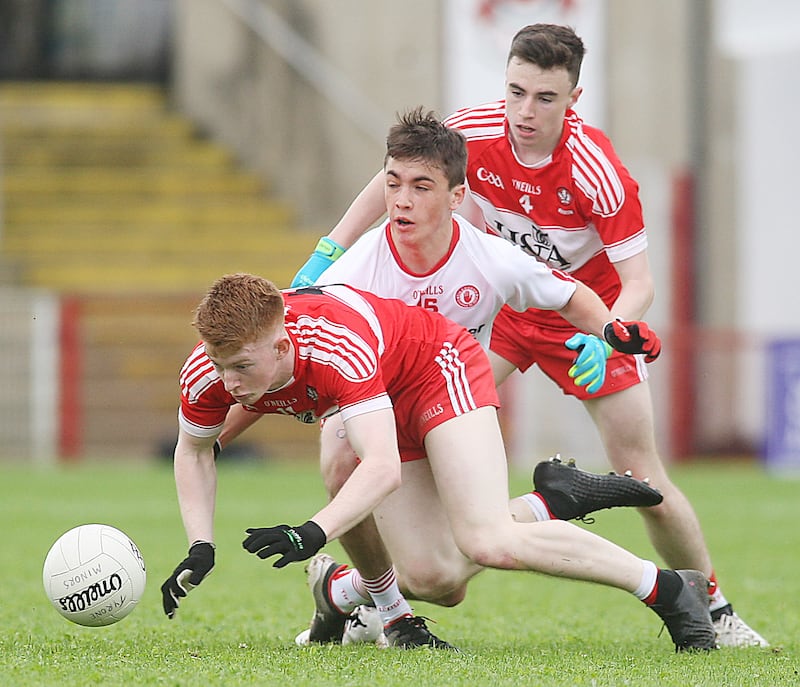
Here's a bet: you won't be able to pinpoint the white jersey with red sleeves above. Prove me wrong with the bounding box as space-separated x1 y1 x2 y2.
315 214 576 349
178 284 495 444
445 102 646 327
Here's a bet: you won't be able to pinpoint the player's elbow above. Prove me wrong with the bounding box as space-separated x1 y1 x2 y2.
384 461 403 493
644 282 656 311
364 456 402 500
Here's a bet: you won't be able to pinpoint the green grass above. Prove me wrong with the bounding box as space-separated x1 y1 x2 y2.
0 458 798 686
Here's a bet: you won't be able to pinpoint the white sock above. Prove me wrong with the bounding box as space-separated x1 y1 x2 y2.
520 492 552 521
328 566 370 614
709 589 730 613
632 560 659 601
362 567 414 627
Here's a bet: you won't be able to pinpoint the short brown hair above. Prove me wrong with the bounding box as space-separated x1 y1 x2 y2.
508 24 585 88
385 106 467 189
193 273 285 356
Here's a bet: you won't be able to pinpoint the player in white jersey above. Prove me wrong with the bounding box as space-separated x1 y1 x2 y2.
283 108 660 648
291 25 766 648
321 212 576 350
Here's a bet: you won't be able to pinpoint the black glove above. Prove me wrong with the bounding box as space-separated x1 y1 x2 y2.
242 520 326 568
603 319 662 363
160 541 215 619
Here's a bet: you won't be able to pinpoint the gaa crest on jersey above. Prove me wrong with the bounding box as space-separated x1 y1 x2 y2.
306 386 318 402
454 285 480 308
557 187 572 205
476 166 505 189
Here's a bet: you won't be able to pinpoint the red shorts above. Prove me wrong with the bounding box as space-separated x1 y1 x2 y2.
390 325 499 461
322 323 499 462
490 306 647 401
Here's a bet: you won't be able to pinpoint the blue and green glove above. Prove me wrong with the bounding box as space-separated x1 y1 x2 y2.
291 237 347 287
566 333 612 394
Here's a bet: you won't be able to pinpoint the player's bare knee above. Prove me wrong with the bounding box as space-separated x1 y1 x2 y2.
424 585 467 607
406 580 467 606
320 448 359 498
456 531 518 570
321 462 351 498
398 564 466 603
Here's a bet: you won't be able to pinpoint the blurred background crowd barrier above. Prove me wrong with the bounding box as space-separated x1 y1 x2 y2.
1 0 798 473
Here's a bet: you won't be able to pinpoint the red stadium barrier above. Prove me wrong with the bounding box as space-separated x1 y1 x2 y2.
59 295 82 460
670 169 696 460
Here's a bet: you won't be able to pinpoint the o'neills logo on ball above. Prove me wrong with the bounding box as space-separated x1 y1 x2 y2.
455 285 480 308
57 573 123 612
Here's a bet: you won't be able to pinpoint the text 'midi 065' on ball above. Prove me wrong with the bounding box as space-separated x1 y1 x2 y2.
42 523 146 627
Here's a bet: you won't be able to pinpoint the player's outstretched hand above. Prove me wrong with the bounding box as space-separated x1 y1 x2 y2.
291 237 347 287
242 521 326 568
161 541 215 619
603 319 662 362
565 333 612 394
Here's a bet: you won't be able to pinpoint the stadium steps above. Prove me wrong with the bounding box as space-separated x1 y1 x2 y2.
0 82 318 459
0 82 315 291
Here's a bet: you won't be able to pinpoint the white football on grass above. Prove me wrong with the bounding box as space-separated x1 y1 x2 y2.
43 523 146 627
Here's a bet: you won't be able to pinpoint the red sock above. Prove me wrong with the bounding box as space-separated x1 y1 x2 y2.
707 571 718 598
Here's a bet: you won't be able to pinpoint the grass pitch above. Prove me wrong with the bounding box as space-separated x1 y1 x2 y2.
0 458 797 686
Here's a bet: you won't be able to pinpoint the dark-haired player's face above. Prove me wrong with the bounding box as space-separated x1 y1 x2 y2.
384 156 464 248
505 56 581 161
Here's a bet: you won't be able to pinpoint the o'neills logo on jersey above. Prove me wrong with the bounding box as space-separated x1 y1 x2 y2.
512 179 542 195
476 167 505 189
413 284 444 301
260 397 298 408
455 285 480 308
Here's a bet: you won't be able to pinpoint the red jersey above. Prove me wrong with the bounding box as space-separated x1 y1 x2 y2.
178 285 498 460
445 102 646 329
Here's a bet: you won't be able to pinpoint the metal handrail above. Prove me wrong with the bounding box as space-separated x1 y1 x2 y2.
219 0 390 145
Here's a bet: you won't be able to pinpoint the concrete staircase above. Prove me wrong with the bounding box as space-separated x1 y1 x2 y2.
0 81 314 291
0 82 319 460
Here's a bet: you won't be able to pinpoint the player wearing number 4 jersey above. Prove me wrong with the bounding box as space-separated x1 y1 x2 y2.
162 272 715 653
292 24 767 648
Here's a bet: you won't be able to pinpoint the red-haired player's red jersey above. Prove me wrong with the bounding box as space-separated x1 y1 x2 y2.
445 102 646 330
178 284 498 460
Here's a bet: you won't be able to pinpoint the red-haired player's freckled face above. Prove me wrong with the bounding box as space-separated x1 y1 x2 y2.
504 56 581 164
205 333 293 406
